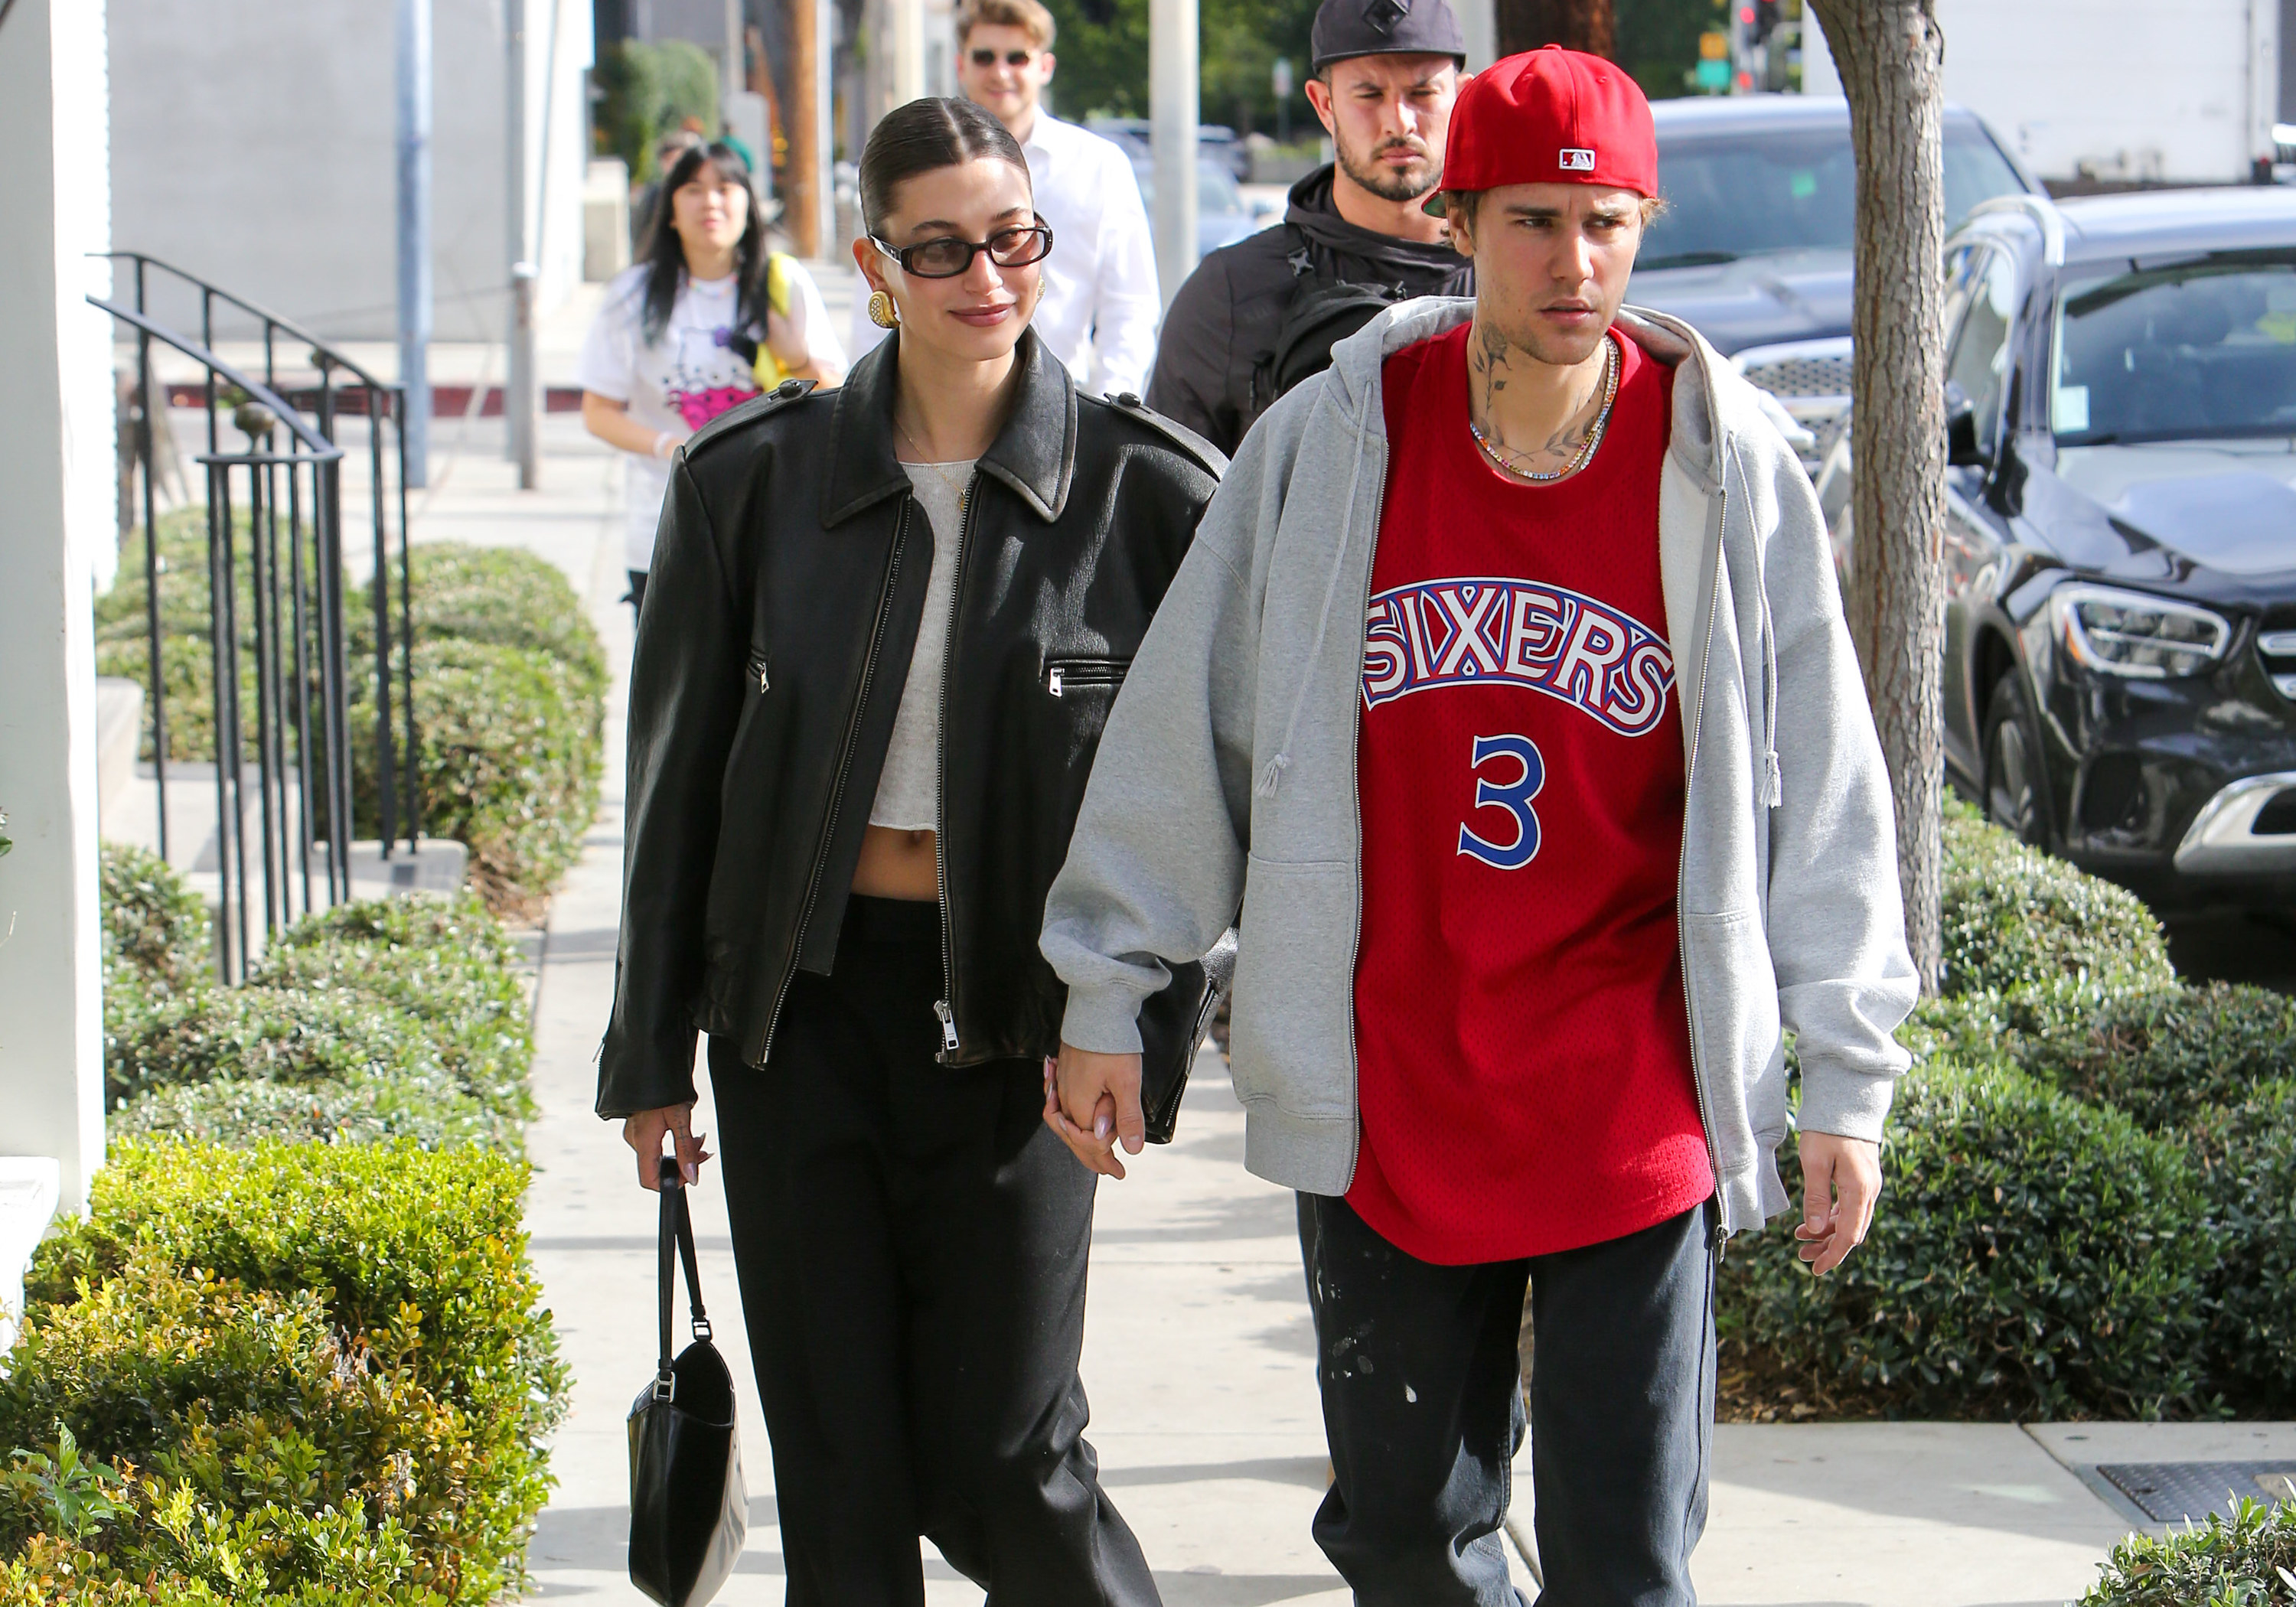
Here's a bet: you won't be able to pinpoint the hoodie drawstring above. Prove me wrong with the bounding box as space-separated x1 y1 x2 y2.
1728 441 1785 809
1256 398 1374 799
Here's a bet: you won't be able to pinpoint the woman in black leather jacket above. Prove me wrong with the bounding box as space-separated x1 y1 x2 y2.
599 96 1221 1607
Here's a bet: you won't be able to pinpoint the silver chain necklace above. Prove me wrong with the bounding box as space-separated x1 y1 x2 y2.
1466 337 1619 484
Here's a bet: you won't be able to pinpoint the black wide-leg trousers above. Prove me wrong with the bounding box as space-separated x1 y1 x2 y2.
1300 1192 1719 1607
709 895 1160 1607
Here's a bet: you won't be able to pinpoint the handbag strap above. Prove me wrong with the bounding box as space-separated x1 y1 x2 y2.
653 1156 713 1400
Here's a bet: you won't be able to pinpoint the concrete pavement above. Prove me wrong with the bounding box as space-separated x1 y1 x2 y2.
390 412 2266 1607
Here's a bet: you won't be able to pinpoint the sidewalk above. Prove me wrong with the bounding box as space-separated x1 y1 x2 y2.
421 420 2256 1607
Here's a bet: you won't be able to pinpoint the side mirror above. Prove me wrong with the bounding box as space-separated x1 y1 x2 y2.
1945 382 1986 467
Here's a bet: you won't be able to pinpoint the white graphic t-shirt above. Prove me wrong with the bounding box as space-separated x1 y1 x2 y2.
578 261 843 570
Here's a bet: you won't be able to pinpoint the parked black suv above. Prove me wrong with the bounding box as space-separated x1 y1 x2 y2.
1817 188 2296 911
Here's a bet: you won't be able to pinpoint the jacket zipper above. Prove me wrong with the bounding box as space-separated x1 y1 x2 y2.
756 507 909 1065
931 478 981 1061
1044 657 1128 698
1339 438 1390 1191
1676 481 1732 1254
745 648 770 693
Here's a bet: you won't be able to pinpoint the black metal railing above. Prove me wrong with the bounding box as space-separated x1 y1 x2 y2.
95 255 422 981
93 299 354 980
100 253 419 869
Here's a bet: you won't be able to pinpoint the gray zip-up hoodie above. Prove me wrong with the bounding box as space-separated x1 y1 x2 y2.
1041 296 1917 1234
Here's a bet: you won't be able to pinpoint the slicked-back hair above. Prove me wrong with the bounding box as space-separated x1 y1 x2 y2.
858 96 1032 239
638 141 772 344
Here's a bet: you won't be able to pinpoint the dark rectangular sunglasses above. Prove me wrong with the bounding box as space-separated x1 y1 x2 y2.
870 222 1054 279
970 47 1035 66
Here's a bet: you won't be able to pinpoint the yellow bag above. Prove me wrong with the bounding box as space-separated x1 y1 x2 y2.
750 253 797 387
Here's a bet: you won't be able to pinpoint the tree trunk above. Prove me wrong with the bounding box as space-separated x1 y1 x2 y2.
1495 0 1616 58
1807 0 1946 992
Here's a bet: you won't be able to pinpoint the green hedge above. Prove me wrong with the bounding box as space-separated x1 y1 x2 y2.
351 637 601 918
2079 1497 2296 1605
1937 797 2175 1001
96 523 605 915
1720 801 2296 1424
100 846 532 1151
1718 1061 2215 1421
4 1140 566 1603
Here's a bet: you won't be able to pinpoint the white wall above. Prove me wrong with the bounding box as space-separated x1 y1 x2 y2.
1935 0 2274 184
109 0 592 346
0 0 116 1214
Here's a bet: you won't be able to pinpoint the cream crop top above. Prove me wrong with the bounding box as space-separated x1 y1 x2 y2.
867 461 974 831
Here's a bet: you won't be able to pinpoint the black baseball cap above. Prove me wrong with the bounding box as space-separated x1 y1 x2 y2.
1309 0 1466 73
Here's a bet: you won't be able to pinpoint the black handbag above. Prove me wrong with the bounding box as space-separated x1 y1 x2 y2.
628 1157 746 1606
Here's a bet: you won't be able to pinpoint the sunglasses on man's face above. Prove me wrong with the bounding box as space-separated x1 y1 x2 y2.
872 222 1054 279
970 47 1035 67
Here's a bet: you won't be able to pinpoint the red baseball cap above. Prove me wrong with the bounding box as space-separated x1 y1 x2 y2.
1428 44 1657 213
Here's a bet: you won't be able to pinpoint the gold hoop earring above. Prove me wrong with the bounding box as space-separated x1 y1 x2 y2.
867 289 901 330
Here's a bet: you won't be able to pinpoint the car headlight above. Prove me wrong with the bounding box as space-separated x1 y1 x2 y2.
2050 584 2231 679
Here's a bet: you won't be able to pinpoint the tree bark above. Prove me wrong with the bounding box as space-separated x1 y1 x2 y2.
1495 0 1616 58
1807 0 1946 992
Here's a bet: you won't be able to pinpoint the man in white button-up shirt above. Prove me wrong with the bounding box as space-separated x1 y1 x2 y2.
848 0 1160 397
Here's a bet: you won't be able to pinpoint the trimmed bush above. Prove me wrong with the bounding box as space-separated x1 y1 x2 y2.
99 842 209 991
2011 982 2296 1131
2183 1083 2296 1414
351 636 602 918
1717 1060 2216 1421
98 527 605 914
350 543 607 706
1937 798 2175 1000
100 848 533 1150
2078 1496 2296 1605
18 1140 567 1603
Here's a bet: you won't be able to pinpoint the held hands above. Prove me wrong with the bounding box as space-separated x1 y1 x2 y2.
624 1102 711 1191
1794 1130 1881 1276
1043 1043 1146 1179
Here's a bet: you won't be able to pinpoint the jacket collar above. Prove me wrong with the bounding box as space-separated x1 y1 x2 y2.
824 325 1077 526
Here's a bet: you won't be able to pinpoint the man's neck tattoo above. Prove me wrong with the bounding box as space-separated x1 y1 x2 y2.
1466 327 1619 484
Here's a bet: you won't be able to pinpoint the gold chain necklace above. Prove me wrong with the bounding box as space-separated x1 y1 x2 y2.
894 413 970 507
1467 337 1619 484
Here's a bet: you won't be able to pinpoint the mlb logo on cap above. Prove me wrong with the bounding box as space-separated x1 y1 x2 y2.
1432 44 1657 207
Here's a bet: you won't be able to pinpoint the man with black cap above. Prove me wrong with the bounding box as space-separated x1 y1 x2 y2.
1143 0 1470 457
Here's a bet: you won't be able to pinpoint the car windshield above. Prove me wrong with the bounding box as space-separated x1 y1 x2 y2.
1133 160 1245 217
1639 120 2027 269
2053 254 2296 445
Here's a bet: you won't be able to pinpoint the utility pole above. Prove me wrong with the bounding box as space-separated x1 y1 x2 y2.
507 0 539 488
784 0 827 255
396 0 433 488
1150 0 1198 304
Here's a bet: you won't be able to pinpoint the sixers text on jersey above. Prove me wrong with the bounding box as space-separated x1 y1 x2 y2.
1362 576 1675 738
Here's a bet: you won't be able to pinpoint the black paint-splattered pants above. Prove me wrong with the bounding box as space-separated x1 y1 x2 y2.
1297 1194 1719 1606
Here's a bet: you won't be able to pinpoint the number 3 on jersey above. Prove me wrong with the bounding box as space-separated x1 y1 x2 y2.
1457 734 1544 870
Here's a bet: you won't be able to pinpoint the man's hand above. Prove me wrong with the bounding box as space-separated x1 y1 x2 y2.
1044 1043 1145 1179
623 1102 710 1191
1795 1131 1881 1276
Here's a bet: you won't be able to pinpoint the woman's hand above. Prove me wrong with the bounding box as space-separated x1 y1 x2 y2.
1043 1045 1145 1180
763 310 846 386
623 1102 711 1191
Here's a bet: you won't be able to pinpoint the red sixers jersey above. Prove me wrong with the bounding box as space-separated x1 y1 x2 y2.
1348 323 1714 1265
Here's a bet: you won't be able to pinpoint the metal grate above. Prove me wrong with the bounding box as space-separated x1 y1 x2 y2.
2097 1462 2296 1522
1740 352 1854 399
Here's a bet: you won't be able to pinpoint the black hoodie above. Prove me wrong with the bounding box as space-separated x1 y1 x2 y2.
1143 163 1474 457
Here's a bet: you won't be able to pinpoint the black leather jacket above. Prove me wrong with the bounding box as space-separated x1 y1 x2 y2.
598 330 1225 1121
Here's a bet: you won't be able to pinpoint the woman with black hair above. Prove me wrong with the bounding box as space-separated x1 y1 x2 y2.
597 97 1222 1606
578 139 846 618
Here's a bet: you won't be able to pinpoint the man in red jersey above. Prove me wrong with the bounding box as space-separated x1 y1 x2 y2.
1039 46 1917 1605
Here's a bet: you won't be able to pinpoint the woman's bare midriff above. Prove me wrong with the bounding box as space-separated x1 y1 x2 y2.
852 824 940 900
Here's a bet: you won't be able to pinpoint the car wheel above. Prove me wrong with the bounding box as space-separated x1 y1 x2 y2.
1981 669 2049 846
